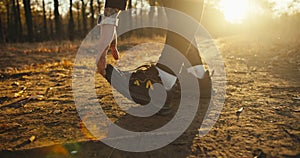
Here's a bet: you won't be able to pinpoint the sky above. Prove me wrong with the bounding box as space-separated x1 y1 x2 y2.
217 0 300 23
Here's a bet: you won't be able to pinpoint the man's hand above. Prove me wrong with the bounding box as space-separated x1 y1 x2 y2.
110 39 119 60
97 46 108 76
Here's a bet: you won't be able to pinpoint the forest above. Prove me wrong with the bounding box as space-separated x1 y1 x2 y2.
1 0 300 43
0 0 299 157
1 0 165 43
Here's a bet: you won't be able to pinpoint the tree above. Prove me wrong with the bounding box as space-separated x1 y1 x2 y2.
68 0 75 40
75 1 81 37
0 15 3 43
49 7 54 39
81 0 87 36
12 0 22 41
17 0 22 38
12 0 18 41
42 0 47 39
23 0 33 42
90 0 94 28
5 1 11 42
96 0 101 13
128 0 132 9
54 0 62 40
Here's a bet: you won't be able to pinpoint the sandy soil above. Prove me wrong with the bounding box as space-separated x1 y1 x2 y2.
0 35 299 158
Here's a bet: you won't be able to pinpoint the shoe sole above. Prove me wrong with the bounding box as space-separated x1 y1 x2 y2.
106 64 151 105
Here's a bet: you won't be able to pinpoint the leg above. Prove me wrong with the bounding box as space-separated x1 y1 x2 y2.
158 0 205 74
109 33 120 60
97 24 116 76
158 0 211 99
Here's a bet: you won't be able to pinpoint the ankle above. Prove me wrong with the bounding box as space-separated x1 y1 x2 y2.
187 65 206 79
156 67 177 91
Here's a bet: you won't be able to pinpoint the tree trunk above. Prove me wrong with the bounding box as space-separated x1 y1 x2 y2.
42 0 48 40
49 8 54 40
6 2 10 31
140 0 143 37
148 0 155 37
23 0 33 42
12 0 18 42
68 0 75 40
0 15 3 43
90 0 94 28
126 0 132 38
75 2 81 37
15 0 23 41
54 0 62 40
6 2 10 42
81 0 87 37
97 0 101 14
128 0 132 9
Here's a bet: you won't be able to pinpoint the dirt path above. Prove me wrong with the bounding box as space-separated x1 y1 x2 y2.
0 35 299 157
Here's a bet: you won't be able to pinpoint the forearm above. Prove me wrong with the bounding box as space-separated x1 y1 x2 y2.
98 0 128 26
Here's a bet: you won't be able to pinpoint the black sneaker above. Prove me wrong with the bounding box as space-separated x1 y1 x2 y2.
105 64 175 115
172 68 212 100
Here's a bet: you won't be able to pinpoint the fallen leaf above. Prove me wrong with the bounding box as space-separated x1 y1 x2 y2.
29 136 35 142
28 95 45 100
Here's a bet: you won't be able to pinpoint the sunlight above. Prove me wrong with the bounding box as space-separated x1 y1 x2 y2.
269 0 300 17
218 0 250 23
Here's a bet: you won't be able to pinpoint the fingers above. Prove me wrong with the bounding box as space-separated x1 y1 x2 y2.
97 48 108 76
110 39 119 60
110 46 119 60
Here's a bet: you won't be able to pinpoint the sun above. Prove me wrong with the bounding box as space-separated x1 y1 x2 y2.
218 0 250 23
